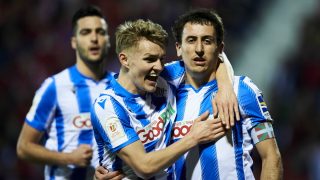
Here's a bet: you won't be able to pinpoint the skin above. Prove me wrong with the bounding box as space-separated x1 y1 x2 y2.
71 16 110 80
117 38 165 95
256 139 283 180
175 23 223 92
177 22 283 180
16 16 121 177
176 23 239 129
95 24 240 180
108 38 226 179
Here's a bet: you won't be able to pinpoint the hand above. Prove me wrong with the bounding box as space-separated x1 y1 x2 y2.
188 111 226 144
69 144 93 167
94 166 124 180
212 85 240 129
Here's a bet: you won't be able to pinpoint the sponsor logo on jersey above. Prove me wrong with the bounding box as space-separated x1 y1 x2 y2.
137 103 175 144
172 120 193 140
72 113 92 129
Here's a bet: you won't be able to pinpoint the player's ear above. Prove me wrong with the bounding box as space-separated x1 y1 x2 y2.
218 42 224 54
71 37 76 50
119 52 129 69
175 42 182 57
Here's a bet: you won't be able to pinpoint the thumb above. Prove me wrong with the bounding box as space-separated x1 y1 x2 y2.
195 111 209 122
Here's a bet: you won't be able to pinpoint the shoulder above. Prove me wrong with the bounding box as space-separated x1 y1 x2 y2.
161 60 185 81
234 76 262 98
234 76 272 120
50 66 74 85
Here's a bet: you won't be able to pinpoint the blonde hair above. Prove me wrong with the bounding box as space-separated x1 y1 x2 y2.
115 19 168 54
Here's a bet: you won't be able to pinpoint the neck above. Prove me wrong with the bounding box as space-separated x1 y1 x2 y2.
76 59 105 80
185 70 216 90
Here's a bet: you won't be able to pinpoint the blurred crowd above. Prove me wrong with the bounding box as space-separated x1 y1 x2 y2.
0 0 318 179
269 8 320 180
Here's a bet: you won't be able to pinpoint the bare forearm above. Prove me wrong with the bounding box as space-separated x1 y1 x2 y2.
17 142 72 166
216 53 234 87
120 134 197 178
143 135 195 172
260 154 283 180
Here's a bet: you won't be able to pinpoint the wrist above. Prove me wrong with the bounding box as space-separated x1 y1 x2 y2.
182 133 198 148
63 152 74 165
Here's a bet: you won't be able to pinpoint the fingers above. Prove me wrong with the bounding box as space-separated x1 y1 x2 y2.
229 103 235 127
223 104 230 129
96 166 108 174
195 111 209 122
217 104 225 124
234 102 240 121
95 168 124 180
108 171 125 180
212 99 218 118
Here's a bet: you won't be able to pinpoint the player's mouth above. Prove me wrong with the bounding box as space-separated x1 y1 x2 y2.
145 73 159 83
89 47 101 55
193 57 206 65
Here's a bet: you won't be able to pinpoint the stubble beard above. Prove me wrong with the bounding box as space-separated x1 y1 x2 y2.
78 45 107 67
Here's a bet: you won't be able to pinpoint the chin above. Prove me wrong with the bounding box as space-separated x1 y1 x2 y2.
145 86 157 93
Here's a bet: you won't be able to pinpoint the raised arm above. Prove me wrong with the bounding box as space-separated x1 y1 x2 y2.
117 111 226 179
213 52 240 129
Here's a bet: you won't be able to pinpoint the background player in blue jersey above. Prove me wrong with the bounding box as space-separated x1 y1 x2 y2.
167 8 283 179
16 5 123 180
91 19 229 179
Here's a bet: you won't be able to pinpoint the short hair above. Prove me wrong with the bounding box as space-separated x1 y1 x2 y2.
72 5 105 35
115 19 168 54
172 8 224 45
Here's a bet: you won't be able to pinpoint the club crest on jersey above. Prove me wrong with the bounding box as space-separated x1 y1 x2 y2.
73 113 92 129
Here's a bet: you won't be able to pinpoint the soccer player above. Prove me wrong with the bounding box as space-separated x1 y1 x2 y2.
91 19 230 179
167 9 283 179
16 5 122 180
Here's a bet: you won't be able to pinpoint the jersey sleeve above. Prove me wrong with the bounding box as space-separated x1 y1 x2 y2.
161 60 185 88
91 95 139 153
236 76 273 132
25 77 57 132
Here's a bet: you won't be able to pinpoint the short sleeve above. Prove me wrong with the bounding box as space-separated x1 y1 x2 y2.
25 77 57 131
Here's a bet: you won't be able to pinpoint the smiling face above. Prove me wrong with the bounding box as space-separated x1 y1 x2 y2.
120 38 165 95
72 16 110 64
176 22 223 81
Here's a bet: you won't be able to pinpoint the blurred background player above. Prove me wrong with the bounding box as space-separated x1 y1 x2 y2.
166 8 283 179
16 5 122 180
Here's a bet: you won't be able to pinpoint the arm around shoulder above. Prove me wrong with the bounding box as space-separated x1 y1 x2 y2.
116 111 225 179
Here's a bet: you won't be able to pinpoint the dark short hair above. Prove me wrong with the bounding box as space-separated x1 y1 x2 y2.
172 8 224 45
72 5 104 35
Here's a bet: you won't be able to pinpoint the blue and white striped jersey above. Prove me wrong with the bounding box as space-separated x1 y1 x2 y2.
166 61 273 180
91 75 178 179
25 65 113 180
